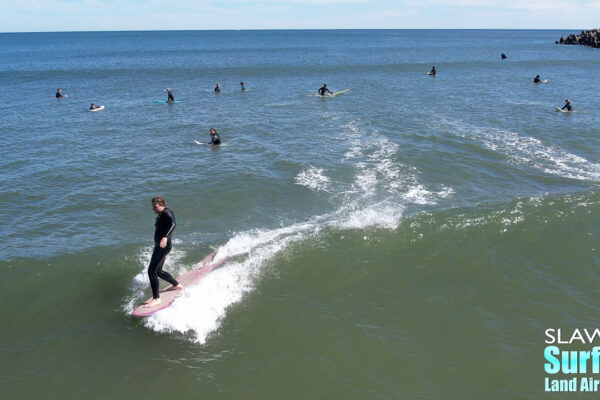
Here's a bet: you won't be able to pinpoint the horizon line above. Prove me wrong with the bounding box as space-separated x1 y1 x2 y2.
0 27 590 34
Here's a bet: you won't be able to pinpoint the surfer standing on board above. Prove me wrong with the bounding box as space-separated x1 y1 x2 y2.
145 196 183 308
166 88 175 103
318 83 332 96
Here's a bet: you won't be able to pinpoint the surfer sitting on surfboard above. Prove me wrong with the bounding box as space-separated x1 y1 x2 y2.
215 83 221 93
429 66 436 76
561 99 572 112
534 75 541 84
145 196 183 308
240 81 246 91
208 128 221 145
318 83 332 96
166 88 175 103
56 88 64 98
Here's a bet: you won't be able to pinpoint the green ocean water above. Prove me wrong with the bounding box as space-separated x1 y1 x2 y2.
1 30 600 399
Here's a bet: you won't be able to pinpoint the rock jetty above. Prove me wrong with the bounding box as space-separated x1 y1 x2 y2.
556 29 600 48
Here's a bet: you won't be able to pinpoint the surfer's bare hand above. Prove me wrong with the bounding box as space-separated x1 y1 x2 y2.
160 237 167 248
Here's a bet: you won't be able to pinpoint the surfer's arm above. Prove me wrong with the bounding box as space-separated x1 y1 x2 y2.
158 209 176 248
164 210 176 238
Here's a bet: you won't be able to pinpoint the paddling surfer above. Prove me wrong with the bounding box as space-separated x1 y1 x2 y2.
318 83 332 96
145 196 182 308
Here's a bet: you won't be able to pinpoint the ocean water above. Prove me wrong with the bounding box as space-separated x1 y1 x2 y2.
1 30 599 399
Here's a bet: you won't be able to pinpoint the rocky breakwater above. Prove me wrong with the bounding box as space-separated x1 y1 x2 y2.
556 29 600 48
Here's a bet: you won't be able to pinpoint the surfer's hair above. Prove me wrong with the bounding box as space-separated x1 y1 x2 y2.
152 196 166 206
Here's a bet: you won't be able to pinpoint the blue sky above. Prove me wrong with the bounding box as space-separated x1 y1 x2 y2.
1 0 599 32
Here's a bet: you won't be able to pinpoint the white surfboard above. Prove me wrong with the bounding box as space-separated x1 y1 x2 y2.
89 105 104 112
332 89 350 96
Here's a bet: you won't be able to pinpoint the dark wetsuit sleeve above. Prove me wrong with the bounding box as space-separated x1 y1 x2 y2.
208 134 221 145
168 92 174 101
154 208 176 244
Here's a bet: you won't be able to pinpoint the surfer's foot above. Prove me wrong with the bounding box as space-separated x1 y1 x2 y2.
164 284 184 293
144 298 162 308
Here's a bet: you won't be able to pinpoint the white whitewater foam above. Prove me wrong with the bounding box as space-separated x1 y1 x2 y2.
295 167 330 192
402 185 456 205
441 116 600 182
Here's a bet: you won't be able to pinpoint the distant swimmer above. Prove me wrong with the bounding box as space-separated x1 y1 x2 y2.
429 66 436 76
533 75 541 83
166 88 175 103
318 83 332 96
145 196 182 308
55 88 64 98
561 99 572 111
208 128 221 145
501 53 507 59
215 83 221 93
240 81 246 91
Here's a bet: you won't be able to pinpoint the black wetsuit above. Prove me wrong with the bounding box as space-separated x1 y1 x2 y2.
209 133 221 145
148 207 179 299
215 86 221 93
56 92 63 98
534 77 541 83
167 91 175 102
318 86 332 96
562 103 572 111
430 68 436 76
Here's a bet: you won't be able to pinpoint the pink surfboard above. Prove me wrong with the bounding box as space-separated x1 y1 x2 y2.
132 252 228 317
